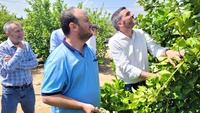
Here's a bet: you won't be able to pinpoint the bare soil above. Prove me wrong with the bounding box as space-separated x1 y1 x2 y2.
0 55 115 113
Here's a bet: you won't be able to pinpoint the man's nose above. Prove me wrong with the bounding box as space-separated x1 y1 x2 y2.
20 30 24 35
131 13 134 18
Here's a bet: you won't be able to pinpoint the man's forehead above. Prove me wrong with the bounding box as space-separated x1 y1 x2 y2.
74 8 87 17
119 9 129 16
10 23 21 29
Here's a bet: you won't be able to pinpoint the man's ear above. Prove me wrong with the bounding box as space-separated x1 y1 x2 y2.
69 22 78 31
117 21 123 27
5 32 10 37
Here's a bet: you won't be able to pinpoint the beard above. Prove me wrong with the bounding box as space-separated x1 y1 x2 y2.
123 18 136 29
77 25 92 42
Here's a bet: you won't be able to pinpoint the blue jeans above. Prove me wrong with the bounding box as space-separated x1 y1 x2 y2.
1 85 35 113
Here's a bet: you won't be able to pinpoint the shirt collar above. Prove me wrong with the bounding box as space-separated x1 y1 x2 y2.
7 38 16 48
116 29 135 40
63 39 75 52
62 38 87 53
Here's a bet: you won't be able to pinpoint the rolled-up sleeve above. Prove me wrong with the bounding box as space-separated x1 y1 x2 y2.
0 47 23 72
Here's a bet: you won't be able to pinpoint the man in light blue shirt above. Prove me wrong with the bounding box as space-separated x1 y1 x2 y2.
49 28 65 53
0 21 38 113
41 7 101 113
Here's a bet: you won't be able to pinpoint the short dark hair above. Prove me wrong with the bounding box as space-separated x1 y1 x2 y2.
91 24 98 31
60 7 79 36
111 7 126 31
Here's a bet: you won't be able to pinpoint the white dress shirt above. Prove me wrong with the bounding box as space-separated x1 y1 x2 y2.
108 29 166 84
86 36 96 54
50 28 65 53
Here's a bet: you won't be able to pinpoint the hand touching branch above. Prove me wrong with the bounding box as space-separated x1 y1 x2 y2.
166 49 185 67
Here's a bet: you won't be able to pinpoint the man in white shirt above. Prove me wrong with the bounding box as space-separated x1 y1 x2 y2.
108 7 184 92
86 24 98 54
49 28 65 53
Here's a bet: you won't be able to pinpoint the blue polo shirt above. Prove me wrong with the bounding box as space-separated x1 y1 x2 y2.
41 41 100 113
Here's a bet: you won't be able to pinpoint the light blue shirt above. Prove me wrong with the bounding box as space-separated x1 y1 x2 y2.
0 39 38 86
50 28 65 53
42 41 101 113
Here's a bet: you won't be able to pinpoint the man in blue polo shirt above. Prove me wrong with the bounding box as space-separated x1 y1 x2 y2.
41 7 101 113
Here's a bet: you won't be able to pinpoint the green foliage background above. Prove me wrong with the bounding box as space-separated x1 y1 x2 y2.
24 0 113 62
24 0 66 60
0 0 113 63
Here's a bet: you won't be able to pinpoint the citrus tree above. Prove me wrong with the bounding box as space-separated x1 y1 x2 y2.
24 0 66 60
23 0 114 63
85 5 114 64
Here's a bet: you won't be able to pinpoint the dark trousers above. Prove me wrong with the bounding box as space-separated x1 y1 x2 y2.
124 81 146 93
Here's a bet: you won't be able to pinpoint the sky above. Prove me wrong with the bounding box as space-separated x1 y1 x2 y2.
0 0 147 18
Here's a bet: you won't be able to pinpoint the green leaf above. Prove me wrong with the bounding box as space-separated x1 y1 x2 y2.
157 70 171 77
168 18 178 25
157 9 165 15
182 11 192 22
192 13 200 19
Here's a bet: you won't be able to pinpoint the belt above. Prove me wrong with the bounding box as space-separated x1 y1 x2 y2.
2 83 33 90
124 81 146 92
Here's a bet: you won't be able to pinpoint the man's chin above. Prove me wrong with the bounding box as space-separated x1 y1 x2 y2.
133 20 137 25
18 37 24 41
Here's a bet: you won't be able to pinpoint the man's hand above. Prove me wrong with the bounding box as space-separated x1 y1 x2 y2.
82 104 101 113
16 42 26 50
4 55 12 61
166 49 185 67
140 71 161 79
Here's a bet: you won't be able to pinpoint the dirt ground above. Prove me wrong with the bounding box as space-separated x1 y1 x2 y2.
0 55 115 113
